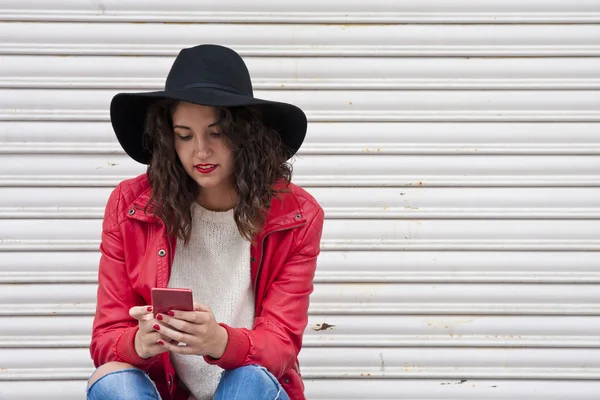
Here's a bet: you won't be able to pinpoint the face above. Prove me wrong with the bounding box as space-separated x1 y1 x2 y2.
172 102 235 196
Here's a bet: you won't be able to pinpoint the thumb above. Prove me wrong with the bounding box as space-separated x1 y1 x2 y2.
193 302 211 313
129 305 153 320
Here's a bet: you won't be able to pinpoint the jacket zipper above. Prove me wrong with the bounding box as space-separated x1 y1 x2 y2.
294 360 301 375
252 221 306 299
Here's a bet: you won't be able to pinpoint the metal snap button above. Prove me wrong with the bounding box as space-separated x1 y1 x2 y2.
128 209 135 215
158 249 167 257
295 214 301 220
251 257 256 263
284 378 291 384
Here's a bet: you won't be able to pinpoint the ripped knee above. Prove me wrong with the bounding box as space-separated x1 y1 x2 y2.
88 361 136 388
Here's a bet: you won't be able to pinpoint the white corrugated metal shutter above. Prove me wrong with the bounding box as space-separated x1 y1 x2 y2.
1 1 600 399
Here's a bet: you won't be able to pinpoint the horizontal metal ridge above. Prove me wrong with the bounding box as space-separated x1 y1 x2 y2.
2 271 600 284
2 45 600 57
1 335 599 349
0 272 98 284
301 367 600 380
3 10 600 24
303 335 600 348
4 142 600 155
3 239 600 252
2 110 600 122
4 78 600 90
2 206 600 220
0 336 91 348
1 176 600 188
2 367 599 381
0 303 598 316
0 368 94 381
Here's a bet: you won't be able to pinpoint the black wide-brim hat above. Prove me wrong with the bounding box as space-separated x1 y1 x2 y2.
110 44 307 164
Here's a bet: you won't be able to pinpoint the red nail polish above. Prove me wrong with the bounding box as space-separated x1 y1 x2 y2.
153 324 160 331
147 306 152 312
167 311 175 317
157 340 164 346
157 314 163 321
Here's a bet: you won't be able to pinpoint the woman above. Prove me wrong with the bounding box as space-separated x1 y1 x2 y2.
87 44 324 400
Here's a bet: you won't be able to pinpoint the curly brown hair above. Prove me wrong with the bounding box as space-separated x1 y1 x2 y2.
142 99 293 243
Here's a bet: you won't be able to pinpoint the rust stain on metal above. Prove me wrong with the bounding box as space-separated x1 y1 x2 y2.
313 322 335 331
441 379 467 386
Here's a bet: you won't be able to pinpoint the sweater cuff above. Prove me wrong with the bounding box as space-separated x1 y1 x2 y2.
114 326 159 368
204 323 250 369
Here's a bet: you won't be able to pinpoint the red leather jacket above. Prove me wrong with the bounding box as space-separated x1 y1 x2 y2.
90 174 324 400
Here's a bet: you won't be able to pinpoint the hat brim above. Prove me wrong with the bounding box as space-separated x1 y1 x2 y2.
110 88 307 164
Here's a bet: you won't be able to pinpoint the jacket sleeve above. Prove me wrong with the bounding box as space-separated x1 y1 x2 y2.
204 205 325 378
89 184 159 370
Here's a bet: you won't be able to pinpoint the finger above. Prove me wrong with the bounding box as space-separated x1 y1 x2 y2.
159 315 196 335
160 334 177 344
152 322 192 345
154 314 186 331
193 302 211 312
145 342 169 357
139 330 162 344
139 312 155 322
129 305 153 320
164 310 209 326
157 339 198 355
139 318 161 333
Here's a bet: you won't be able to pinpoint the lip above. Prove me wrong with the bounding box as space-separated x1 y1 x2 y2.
195 164 218 174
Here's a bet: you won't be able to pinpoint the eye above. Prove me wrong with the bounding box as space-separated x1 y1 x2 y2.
176 134 192 141
209 132 222 138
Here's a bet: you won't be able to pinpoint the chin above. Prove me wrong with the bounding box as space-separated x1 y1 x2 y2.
194 178 221 188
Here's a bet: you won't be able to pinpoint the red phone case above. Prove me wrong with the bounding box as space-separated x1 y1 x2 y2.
151 288 194 316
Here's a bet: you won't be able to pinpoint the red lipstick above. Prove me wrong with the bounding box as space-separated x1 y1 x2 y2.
195 164 218 174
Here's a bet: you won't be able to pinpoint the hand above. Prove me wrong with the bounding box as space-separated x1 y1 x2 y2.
129 305 169 359
152 302 229 359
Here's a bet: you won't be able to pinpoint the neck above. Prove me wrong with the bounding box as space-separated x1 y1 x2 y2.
197 184 237 212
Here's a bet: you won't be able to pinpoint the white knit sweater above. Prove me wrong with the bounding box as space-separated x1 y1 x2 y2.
168 202 255 400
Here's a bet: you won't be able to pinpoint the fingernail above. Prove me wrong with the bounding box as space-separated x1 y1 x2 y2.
153 324 160 331
147 306 153 312
167 311 175 317
157 339 164 345
157 314 163 321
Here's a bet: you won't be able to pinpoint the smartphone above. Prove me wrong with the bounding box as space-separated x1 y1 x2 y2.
151 287 194 317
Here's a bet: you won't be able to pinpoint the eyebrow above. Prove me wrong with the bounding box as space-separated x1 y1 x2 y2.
173 122 219 130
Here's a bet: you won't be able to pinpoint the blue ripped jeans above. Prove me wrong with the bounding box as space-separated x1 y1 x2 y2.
86 364 290 400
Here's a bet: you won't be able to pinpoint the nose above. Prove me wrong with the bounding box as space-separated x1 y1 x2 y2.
194 135 211 159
